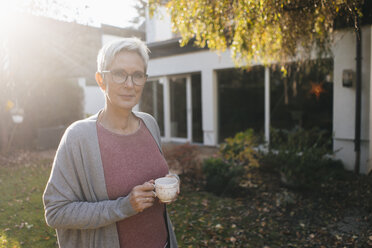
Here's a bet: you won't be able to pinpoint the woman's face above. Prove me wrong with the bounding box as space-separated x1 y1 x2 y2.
103 51 146 111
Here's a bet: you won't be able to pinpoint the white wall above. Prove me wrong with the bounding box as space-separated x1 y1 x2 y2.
85 86 105 115
149 49 261 76
146 6 174 43
148 50 242 145
77 35 112 116
332 26 371 173
78 78 105 115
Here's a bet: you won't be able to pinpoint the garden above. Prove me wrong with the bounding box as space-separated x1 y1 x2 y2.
0 128 372 247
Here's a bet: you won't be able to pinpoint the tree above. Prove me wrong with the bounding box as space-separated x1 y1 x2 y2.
0 3 85 152
130 0 147 29
23 0 96 26
148 0 363 67
0 35 13 152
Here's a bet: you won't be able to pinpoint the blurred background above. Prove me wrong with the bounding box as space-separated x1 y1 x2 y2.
0 0 145 151
1 1 372 247
0 0 371 174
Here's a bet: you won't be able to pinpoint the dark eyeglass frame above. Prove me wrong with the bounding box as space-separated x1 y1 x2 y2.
101 70 148 86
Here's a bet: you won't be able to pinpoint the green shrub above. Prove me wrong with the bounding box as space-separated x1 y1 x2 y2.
276 150 344 188
270 127 332 152
261 127 344 188
202 157 245 196
219 129 260 168
201 129 260 195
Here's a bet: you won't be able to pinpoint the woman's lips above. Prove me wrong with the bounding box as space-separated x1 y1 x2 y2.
119 94 134 98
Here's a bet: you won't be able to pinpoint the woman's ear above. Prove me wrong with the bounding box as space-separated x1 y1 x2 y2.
95 72 106 91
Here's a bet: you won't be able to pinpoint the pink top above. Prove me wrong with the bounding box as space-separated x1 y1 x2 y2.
97 119 169 248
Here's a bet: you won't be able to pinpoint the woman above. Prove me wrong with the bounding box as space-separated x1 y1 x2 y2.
43 38 178 248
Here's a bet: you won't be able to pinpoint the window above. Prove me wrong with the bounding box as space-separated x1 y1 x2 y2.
217 66 265 142
140 80 165 136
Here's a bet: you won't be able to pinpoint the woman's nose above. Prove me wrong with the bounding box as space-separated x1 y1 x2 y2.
123 76 135 88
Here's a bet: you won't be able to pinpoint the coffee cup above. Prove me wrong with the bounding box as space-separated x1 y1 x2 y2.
154 177 179 203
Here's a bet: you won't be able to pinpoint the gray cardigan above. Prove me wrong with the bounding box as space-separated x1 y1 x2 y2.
43 111 177 248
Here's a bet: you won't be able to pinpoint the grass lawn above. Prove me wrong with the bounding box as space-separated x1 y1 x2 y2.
1 150 372 247
0 154 57 247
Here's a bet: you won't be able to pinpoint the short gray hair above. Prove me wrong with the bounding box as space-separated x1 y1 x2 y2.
97 37 150 73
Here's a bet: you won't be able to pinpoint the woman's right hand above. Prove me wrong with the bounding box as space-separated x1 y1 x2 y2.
129 180 156 213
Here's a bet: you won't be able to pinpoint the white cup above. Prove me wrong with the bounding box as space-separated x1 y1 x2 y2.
154 177 178 203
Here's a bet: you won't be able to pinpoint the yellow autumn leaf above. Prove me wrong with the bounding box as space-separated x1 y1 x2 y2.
6 100 14 111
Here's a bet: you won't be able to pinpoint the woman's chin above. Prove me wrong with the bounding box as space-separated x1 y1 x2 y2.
116 101 137 110
107 95 140 111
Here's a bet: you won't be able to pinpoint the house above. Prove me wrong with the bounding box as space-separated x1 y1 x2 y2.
6 12 144 118
141 6 372 174
2 13 144 149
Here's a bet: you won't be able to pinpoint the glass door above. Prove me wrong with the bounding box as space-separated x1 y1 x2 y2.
169 77 187 139
140 79 165 136
144 74 203 143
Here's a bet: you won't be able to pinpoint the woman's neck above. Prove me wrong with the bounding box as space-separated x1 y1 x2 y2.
99 105 138 135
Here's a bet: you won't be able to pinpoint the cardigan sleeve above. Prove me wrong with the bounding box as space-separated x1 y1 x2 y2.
43 127 137 230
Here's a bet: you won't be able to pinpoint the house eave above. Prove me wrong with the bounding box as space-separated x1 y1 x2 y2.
147 38 208 59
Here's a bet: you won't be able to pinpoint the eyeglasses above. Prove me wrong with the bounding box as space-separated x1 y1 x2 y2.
101 70 148 86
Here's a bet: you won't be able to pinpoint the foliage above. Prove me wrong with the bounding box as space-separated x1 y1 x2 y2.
202 157 245 196
1 151 372 247
269 127 332 152
22 0 98 26
201 129 260 195
261 127 344 188
219 129 260 168
8 79 84 149
129 0 147 28
263 148 345 188
149 0 362 67
163 143 202 186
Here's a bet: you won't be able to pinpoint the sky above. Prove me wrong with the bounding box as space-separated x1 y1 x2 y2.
0 0 141 28
55 0 140 28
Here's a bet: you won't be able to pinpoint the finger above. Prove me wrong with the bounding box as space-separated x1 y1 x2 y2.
138 191 156 198
145 182 156 191
141 195 155 202
131 192 155 204
140 194 156 204
131 193 155 209
137 182 155 191
130 191 153 209
132 198 154 212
